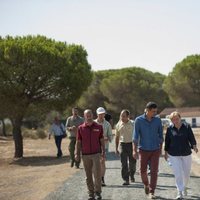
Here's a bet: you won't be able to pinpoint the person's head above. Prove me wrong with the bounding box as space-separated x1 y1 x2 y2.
72 107 79 117
145 102 158 118
96 107 106 121
54 116 60 124
169 111 181 127
84 109 93 124
120 109 130 123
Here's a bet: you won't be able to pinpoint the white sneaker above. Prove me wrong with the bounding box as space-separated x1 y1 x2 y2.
183 188 187 197
176 191 183 199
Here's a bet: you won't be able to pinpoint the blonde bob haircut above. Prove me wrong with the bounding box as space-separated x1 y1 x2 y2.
169 111 181 120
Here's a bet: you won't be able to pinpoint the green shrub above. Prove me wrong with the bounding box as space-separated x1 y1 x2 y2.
36 129 47 139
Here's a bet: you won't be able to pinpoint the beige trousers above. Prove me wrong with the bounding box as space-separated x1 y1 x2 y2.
82 153 102 196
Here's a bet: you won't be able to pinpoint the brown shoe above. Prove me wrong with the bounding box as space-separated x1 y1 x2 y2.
144 185 149 195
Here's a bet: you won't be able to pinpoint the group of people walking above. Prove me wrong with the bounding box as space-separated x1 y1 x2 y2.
49 102 198 200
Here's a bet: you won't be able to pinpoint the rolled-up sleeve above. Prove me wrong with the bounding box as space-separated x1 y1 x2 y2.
158 119 163 144
133 118 139 144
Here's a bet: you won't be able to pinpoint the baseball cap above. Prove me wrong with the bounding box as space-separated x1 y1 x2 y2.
96 107 106 114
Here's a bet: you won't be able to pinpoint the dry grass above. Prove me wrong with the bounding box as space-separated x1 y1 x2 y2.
0 137 77 200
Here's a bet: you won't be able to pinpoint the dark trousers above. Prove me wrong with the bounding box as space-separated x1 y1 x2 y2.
69 137 80 167
55 135 63 157
120 142 136 181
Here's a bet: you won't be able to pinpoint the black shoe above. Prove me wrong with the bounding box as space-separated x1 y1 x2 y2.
122 181 130 185
88 194 95 200
88 197 95 200
101 177 106 186
75 165 79 169
101 181 106 187
95 192 102 200
131 177 135 182
70 161 74 168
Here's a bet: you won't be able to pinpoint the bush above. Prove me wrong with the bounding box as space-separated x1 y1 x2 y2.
22 127 47 139
36 129 47 139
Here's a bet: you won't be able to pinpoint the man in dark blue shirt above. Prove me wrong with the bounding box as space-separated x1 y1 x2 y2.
133 102 163 199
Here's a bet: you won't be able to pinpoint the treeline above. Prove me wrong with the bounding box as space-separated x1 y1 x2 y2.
76 55 200 122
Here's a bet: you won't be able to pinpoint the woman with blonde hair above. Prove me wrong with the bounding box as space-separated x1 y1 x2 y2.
164 111 198 199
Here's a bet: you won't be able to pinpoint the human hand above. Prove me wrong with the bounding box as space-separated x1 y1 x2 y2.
193 146 198 153
164 152 168 161
115 149 119 155
132 151 138 160
75 154 80 162
101 152 106 160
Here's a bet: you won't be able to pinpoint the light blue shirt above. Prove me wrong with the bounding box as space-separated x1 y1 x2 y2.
50 123 66 136
133 114 163 151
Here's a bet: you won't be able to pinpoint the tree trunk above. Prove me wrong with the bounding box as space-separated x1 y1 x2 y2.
2 119 6 136
12 117 23 158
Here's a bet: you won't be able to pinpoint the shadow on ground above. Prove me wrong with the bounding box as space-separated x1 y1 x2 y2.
10 155 70 166
106 152 120 161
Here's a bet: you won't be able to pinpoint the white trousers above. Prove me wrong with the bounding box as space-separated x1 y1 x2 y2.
169 154 192 192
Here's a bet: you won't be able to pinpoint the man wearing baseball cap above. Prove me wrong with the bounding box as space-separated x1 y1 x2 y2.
94 107 112 186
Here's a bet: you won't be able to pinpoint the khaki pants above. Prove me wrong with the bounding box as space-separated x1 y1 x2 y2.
82 153 102 196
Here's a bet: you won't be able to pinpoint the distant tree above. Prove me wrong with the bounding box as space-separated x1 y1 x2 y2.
100 67 171 118
77 70 114 114
163 55 200 107
0 35 92 158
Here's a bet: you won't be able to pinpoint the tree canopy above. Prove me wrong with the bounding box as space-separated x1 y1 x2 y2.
163 55 200 107
77 67 171 121
0 35 92 157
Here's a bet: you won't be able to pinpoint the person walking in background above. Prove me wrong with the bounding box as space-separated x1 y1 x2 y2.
66 107 84 168
133 102 163 199
49 116 66 158
164 111 198 200
94 107 112 186
75 109 105 200
105 113 114 128
115 109 137 185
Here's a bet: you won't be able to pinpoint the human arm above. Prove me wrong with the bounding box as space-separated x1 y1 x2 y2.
66 117 73 131
75 140 81 161
132 142 139 159
187 125 198 153
193 145 198 153
48 125 53 139
74 127 82 161
100 137 105 159
115 125 120 155
106 123 113 142
115 134 120 155
164 127 171 161
158 119 164 156
132 119 139 159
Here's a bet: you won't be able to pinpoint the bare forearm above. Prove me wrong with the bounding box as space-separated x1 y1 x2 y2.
115 136 119 151
75 140 81 156
100 138 105 153
133 142 138 152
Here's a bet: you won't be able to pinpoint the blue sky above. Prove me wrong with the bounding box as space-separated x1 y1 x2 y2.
1 0 200 75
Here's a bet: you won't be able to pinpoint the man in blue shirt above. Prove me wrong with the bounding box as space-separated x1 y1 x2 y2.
133 102 163 199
